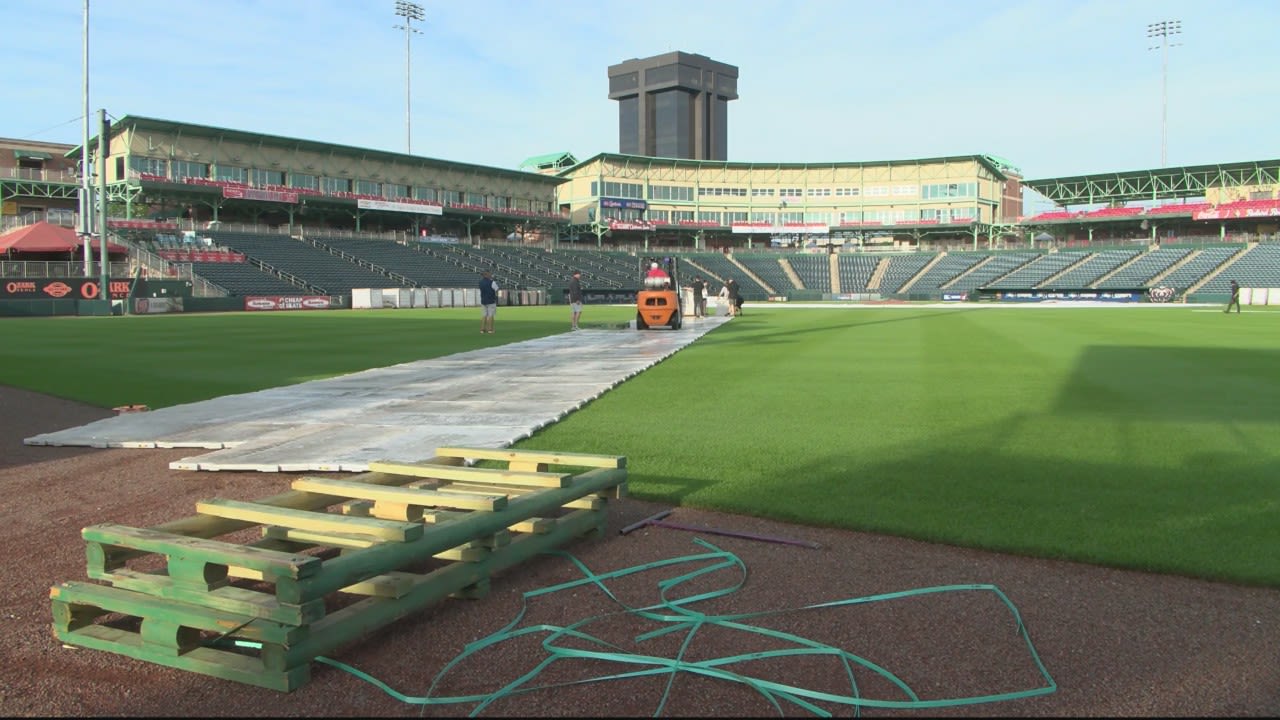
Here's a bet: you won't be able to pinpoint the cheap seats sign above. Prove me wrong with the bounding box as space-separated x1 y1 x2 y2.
243 295 333 311
1 279 130 300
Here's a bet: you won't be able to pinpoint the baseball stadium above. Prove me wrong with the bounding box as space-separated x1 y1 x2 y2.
2 39 1279 719
4 115 1279 310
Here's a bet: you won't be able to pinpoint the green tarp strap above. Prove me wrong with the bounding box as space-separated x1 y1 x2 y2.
248 538 1054 715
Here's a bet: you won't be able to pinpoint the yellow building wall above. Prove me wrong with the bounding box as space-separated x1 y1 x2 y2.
558 156 1005 228
1206 184 1277 204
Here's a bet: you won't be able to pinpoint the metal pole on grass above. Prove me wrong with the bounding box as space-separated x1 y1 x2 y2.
97 108 109 306
80 0 92 277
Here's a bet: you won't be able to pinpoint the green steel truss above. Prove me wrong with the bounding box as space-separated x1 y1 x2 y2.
0 177 81 203
1024 159 1280 205
0 175 145 215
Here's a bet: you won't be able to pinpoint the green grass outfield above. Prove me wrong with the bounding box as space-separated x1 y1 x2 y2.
3 304 1278 586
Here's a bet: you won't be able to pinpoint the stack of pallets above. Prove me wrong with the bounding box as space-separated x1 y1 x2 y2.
50 446 626 691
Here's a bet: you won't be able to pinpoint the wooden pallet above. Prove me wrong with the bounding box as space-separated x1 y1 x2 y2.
51 446 626 692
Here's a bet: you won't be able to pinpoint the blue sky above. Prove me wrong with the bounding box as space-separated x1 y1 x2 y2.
3 0 1276 184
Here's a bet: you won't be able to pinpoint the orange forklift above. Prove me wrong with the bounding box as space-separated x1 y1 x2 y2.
635 256 683 330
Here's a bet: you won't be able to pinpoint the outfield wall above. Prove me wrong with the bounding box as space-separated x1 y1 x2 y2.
1240 287 1280 305
350 288 547 309
0 299 112 316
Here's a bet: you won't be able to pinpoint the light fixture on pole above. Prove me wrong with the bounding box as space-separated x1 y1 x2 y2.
393 1 424 155
1147 19 1182 168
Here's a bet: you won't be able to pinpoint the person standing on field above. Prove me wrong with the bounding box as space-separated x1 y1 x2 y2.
689 275 706 318
725 277 741 317
1225 280 1241 314
568 270 584 330
479 270 499 334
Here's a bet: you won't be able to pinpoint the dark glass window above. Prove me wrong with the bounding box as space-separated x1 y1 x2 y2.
289 172 318 190
712 97 728 160
651 90 693 158
251 169 284 186
609 72 639 93
677 64 702 88
645 64 677 85
618 96 639 155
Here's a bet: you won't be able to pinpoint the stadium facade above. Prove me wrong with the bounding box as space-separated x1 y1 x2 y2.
3 116 1278 253
2 116 568 241
556 152 1023 251
0 138 80 232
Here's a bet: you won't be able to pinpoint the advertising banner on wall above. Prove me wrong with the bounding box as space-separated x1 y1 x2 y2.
134 297 185 314
731 223 830 234
987 290 1144 303
1193 206 1280 220
243 295 334 311
607 220 656 231
0 278 130 300
222 186 299 204
357 198 444 216
600 197 647 210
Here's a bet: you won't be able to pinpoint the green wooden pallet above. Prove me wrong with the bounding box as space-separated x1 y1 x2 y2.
51 447 627 692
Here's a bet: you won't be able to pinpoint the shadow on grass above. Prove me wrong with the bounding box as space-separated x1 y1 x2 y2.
675 407 1280 586
607 398 1280 586
1054 346 1280 424
622 472 718 506
698 308 978 346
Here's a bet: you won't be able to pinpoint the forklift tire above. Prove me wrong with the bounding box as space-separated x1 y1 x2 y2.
636 312 648 330
671 314 682 330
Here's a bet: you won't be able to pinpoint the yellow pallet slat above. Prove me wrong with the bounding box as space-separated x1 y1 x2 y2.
196 499 423 542
367 461 572 489
434 446 626 469
293 477 507 512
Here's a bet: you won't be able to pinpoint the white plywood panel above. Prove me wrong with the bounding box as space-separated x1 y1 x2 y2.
27 318 732 472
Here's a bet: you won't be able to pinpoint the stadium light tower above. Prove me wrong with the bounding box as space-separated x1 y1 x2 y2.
1147 19 1182 167
393 1 424 155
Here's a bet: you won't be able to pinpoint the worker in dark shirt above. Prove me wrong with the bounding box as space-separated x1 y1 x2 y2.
689 275 706 318
568 270 583 330
725 277 741 317
478 270 499 333
1225 280 1241 314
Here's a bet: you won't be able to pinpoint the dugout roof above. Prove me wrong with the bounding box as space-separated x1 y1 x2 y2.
1024 159 1280 206
0 221 126 254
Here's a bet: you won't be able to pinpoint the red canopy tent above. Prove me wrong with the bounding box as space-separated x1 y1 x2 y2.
0 221 127 255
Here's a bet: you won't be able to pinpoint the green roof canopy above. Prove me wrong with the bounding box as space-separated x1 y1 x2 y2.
1024 159 1280 205
14 149 53 161
520 151 578 171
983 154 1021 176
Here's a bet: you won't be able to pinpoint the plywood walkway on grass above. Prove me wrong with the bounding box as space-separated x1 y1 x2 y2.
24 319 728 472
